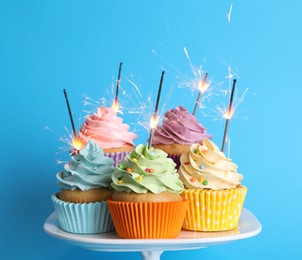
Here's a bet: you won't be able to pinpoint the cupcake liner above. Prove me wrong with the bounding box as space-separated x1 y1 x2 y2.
182 186 247 231
105 151 130 167
107 199 189 238
52 194 114 234
168 154 181 169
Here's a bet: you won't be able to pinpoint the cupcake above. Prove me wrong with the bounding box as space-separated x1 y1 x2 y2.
178 138 247 231
107 144 189 238
52 140 115 234
78 106 137 166
152 106 211 168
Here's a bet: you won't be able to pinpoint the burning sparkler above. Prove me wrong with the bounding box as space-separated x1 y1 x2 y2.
63 89 84 153
112 62 123 112
148 71 165 149
221 79 237 153
192 72 209 115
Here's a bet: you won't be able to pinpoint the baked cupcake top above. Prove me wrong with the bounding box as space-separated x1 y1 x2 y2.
152 106 211 145
78 106 137 149
111 144 184 194
178 138 243 189
57 140 115 191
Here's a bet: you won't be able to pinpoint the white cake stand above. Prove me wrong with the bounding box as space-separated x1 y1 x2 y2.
44 208 261 260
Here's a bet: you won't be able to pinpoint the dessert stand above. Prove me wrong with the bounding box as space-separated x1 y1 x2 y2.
44 208 261 260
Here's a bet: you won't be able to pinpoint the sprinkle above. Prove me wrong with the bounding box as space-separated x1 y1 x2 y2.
199 164 204 170
202 180 208 186
184 162 190 165
131 158 138 162
136 176 143 182
126 168 133 173
149 168 154 173
193 149 197 153
118 179 124 184
190 177 196 182
198 178 204 183
145 168 150 173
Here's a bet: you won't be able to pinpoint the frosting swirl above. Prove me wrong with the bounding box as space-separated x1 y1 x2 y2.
152 106 211 145
79 107 137 149
57 140 115 191
111 144 184 194
178 138 243 189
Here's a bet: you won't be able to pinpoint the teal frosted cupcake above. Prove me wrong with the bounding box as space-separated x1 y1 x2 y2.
52 140 115 234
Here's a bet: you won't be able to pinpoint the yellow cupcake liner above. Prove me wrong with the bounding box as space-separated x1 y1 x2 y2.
107 199 189 238
182 186 247 231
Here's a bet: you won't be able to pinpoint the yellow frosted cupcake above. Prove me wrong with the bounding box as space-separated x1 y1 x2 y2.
178 138 247 231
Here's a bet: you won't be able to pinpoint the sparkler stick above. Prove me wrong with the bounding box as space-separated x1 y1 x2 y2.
221 79 237 153
192 72 208 115
148 70 165 149
63 89 77 138
112 62 123 111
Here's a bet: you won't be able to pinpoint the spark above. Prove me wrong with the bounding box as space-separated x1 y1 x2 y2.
227 4 233 23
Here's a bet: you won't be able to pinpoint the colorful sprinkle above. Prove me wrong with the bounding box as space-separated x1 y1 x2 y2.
184 162 190 165
126 168 133 173
199 164 204 170
193 149 197 153
145 168 150 173
198 178 204 183
131 158 138 162
202 180 208 186
190 177 196 182
136 176 143 182
149 168 155 173
118 179 124 184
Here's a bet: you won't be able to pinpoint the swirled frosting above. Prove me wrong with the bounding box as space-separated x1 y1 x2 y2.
111 144 184 194
57 140 115 191
79 107 137 149
152 106 211 145
178 138 243 189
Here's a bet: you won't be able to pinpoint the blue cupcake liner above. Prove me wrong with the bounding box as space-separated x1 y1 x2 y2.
51 194 114 234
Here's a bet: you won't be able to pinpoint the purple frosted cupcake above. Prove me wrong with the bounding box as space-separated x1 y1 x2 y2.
152 106 211 168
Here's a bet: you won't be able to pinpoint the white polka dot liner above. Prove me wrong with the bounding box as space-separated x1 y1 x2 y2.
181 186 247 231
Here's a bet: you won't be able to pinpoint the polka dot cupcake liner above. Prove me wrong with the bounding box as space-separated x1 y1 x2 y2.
107 198 189 238
52 194 114 234
181 186 247 231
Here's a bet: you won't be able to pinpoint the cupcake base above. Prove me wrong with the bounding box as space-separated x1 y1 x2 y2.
52 194 114 234
107 198 189 238
182 186 247 231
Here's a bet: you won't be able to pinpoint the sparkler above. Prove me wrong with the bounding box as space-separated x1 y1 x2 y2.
63 89 77 138
147 70 165 149
63 89 83 152
221 79 237 153
112 62 123 112
192 72 209 115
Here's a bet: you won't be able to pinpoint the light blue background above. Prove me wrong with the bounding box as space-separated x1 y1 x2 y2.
1 0 301 259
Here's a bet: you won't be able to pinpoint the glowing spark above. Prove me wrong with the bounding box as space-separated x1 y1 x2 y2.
227 4 233 23
71 135 85 151
149 115 159 129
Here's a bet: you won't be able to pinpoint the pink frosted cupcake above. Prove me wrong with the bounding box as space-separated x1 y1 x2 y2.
152 106 211 168
79 106 137 166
